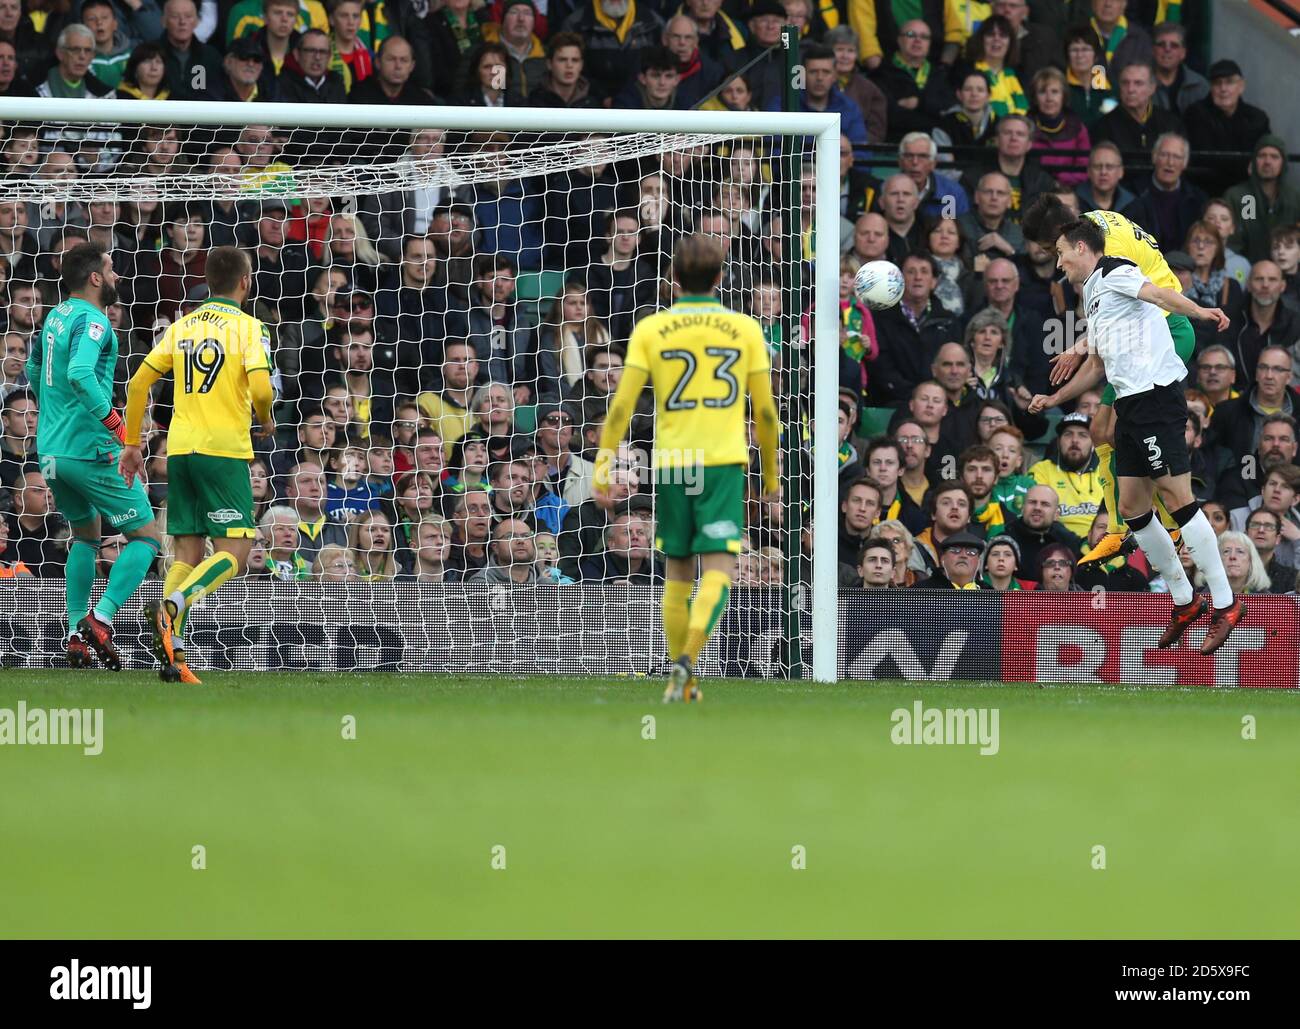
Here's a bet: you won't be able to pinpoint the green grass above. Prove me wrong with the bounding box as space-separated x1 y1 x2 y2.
1 671 1297 938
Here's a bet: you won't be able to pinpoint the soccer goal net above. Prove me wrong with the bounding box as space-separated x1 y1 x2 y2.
0 99 840 681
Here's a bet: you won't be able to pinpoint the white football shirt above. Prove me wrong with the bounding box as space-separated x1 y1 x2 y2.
1082 257 1189 399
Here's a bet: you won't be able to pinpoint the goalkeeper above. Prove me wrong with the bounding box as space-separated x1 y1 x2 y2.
24 243 165 671
120 246 276 684
595 234 780 703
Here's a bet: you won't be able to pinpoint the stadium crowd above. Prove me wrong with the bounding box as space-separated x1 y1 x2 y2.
0 0 1299 599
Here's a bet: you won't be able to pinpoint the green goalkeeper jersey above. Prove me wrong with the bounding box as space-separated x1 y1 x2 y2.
25 298 122 463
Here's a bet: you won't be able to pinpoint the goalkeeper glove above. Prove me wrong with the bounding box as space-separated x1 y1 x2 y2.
101 410 127 444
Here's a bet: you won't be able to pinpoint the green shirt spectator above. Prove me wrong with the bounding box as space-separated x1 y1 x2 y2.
81 0 164 88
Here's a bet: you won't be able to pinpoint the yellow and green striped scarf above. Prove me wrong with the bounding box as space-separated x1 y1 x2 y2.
1091 14 1127 65
975 500 1006 536
892 51 930 90
976 61 1027 117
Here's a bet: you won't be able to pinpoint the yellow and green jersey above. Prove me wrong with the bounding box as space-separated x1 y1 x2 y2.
624 296 770 468
241 161 297 195
143 299 272 460
1082 208 1181 317
228 0 389 49
1029 457 1102 540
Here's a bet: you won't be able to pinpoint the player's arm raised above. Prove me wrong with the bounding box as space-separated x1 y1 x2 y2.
1050 334 1091 385
66 316 127 444
1029 353 1106 414
1137 282 1231 331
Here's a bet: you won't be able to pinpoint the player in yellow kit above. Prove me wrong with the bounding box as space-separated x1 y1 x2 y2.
1023 195 1194 564
120 246 276 683
596 234 780 703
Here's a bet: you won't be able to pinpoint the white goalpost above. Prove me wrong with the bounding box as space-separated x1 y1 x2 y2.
1 97 841 683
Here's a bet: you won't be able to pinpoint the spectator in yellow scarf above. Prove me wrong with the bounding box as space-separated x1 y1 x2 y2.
966 13 1025 116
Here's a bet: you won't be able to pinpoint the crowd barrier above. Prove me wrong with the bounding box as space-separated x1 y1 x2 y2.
840 590 1298 687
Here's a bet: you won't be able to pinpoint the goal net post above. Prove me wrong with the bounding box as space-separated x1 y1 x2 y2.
1 98 840 683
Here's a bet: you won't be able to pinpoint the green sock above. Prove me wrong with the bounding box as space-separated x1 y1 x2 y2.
66 539 99 637
93 537 161 623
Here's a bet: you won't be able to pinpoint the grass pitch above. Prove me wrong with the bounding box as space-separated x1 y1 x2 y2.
1 671 1297 939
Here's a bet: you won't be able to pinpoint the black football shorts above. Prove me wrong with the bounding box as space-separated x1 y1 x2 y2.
1112 379 1191 480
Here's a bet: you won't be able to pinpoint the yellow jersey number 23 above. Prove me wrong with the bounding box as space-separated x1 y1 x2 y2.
662 347 741 410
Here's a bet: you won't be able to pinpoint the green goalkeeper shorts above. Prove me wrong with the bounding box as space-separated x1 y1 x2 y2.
45 454 154 533
1101 313 1196 406
167 453 256 539
654 463 745 560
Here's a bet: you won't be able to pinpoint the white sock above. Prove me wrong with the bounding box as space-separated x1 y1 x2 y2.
1131 514 1195 606
165 590 187 650
1178 509 1234 609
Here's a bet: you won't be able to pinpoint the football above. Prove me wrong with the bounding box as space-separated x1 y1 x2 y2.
853 260 905 310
